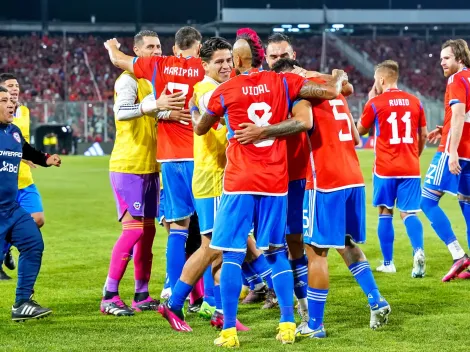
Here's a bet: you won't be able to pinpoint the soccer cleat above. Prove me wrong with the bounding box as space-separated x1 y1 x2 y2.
4 249 16 270
210 311 250 331
158 301 192 332
12 299 52 322
295 307 309 334
160 287 172 300
457 269 470 280
199 301 216 319
276 322 296 344
412 249 426 278
442 255 470 282
187 297 203 313
369 298 391 330
239 285 250 301
241 286 267 304
295 323 326 339
376 262 397 273
214 327 239 348
132 296 160 312
262 288 278 309
0 268 12 280
100 296 134 316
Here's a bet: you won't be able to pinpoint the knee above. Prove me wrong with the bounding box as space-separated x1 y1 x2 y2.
420 189 441 212
32 213 45 229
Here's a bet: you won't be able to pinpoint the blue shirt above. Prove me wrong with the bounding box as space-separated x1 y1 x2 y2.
0 123 25 209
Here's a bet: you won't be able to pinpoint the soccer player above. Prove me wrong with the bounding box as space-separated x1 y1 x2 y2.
236 58 391 339
101 30 186 316
0 87 61 321
420 39 470 281
0 73 43 280
192 63 347 347
357 60 428 277
104 27 204 293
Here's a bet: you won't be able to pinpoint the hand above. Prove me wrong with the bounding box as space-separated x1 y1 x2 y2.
104 38 121 50
448 151 461 175
292 65 308 77
368 83 380 100
234 123 263 144
156 85 185 111
427 125 443 144
188 93 197 111
46 154 61 167
332 69 348 84
21 159 37 169
169 109 191 125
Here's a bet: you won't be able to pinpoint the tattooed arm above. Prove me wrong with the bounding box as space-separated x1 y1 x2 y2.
298 69 348 100
235 100 313 144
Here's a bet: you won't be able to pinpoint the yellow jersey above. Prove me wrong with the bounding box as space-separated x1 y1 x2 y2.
192 76 228 198
13 105 34 189
109 71 158 174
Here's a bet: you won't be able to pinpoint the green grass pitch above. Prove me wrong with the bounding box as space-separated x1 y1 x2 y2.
0 149 469 352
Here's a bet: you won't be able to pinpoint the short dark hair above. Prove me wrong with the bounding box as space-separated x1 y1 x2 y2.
0 73 17 85
267 33 292 45
271 58 300 73
200 37 232 63
175 26 202 50
0 86 8 93
134 30 159 46
376 60 399 80
236 28 265 68
442 39 470 67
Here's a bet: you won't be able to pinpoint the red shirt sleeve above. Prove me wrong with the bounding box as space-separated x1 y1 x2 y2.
133 56 161 81
282 72 308 102
206 85 227 117
448 75 468 106
418 102 427 128
359 99 377 129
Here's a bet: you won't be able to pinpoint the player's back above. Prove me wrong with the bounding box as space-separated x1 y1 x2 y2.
306 79 363 191
369 89 425 177
208 71 305 195
440 68 470 159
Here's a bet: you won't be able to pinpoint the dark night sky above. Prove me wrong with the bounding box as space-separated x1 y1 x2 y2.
1 1 469 23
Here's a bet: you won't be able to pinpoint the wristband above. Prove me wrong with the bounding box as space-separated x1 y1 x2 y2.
190 106 199 115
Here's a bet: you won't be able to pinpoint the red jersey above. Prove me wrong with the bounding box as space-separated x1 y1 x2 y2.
133 56 205 162
360 88 426 178
286 132 309 181
305 79 364 191
207 71 307 195
439 68 470 160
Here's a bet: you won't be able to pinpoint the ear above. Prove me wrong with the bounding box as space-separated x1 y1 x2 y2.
172 45 177 56
196 44 201 57
202 60 209 71
292 51 297 60
133 46 139 56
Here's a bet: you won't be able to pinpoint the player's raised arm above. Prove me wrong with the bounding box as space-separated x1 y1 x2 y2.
235 100 313 144
22 141 61 167
296 67 354 97
104 38 135 73
297 69 347 100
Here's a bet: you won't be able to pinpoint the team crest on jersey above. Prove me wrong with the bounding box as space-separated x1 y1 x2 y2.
13 132 21 143
133 202 142 210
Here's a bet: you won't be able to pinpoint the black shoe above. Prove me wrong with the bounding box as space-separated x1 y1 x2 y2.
4 249 16 270
0 268 12 280
12 299 52 322
187 297 203 313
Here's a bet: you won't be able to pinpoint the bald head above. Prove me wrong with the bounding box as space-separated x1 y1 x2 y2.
233 39 253 73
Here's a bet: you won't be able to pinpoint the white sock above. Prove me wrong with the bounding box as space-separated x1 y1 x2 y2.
297 297 308 311
447 240 466 260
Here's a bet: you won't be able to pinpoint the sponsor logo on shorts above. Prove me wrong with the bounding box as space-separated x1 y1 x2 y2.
133 202 141 210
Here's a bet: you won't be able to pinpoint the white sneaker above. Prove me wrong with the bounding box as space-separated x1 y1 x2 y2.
295 307 309 334
411 249 426 278
376 262 396 273
370 298 391 330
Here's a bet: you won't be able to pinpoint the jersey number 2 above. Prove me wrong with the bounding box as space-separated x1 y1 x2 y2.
387 112 413 145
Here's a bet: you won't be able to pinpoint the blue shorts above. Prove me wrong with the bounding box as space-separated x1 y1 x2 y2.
373 175 422 213
161 161 195 221
424 152 470 196
194 196 221 235
158 188 165 224
286 179 306 235
16 184 43 214
210 194 287 252
303 187 366 248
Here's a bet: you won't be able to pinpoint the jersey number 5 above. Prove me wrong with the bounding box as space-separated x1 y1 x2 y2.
387 112 413 145
247 102 275 147
330 100 352 142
